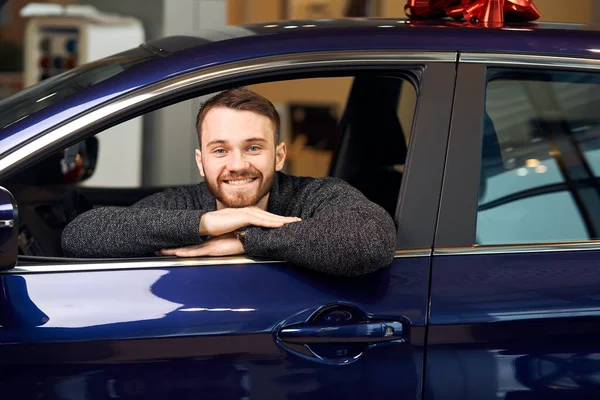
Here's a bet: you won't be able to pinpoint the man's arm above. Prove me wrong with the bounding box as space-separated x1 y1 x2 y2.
61 187 207 258
243 179 397 276
62 187 303 258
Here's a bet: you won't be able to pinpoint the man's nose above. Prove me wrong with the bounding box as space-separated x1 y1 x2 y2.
227 150 249 171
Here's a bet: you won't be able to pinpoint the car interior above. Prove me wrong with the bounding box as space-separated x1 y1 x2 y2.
2 73 416 261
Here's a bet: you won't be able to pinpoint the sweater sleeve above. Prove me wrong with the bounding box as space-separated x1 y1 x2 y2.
61 187 207 258
242 179 397 276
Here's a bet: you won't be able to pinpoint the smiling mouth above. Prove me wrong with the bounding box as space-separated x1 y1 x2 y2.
224 178 256 186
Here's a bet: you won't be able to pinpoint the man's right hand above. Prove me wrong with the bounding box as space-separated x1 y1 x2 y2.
199 206 301 237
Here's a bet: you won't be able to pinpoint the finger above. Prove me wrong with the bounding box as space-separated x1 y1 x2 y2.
246 207 301 221
245 215 299 229
159 248 179 255
160 245 201 255
243 207 302 224
252 214 302 228
173 247 208 257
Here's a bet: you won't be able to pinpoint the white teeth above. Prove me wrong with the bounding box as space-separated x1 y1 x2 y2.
227 179 253 186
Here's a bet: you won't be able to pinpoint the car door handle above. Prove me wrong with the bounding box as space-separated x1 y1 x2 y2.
279 321 404 344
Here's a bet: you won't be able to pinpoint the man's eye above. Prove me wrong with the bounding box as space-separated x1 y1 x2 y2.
248 145 260 152
214 148 227 154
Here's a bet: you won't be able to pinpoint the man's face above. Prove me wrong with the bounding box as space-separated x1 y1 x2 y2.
196 107 286 209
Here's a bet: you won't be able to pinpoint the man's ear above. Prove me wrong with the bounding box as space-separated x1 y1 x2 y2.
275 142 287 172
195 149 205 177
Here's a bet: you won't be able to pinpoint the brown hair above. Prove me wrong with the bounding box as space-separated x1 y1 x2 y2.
196 88 280 146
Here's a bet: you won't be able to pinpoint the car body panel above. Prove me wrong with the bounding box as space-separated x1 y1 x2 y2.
0 258 428 399
427 251 600 399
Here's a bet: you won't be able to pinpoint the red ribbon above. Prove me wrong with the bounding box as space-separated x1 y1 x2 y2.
405 0 540 27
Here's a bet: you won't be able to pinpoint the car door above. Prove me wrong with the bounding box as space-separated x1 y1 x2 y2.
0 52 456 400
427 54 600 399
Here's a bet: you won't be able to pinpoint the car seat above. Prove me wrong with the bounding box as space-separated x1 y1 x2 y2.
329 76 407 218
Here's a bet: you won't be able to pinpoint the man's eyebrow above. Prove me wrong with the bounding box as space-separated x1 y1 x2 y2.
206 139 228 147
244 137 268 143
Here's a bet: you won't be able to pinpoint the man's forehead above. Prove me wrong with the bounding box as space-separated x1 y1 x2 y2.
203 107 268 121
201 107 275 143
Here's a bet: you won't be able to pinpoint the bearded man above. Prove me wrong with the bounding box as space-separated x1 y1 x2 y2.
62 88 396 276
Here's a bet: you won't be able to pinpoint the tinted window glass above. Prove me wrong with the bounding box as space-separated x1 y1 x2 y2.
0 46 156 130
477 69 600 244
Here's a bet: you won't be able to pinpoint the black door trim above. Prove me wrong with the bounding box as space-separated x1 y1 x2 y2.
396 62 457 249
434 63 487 248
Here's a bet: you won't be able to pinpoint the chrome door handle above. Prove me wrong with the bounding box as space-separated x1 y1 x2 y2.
0 220 14 228
279 321 404 344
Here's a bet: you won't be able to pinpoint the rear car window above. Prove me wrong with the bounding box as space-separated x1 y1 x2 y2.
477 68 600 245
0 46 156 130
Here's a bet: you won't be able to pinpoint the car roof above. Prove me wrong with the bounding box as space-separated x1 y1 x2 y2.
109 17 600 99
145 18 600 58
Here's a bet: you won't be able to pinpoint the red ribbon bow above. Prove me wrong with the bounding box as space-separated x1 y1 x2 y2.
405 0 540 27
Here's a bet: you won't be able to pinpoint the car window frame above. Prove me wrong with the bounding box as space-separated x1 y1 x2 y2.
0 51 451 177
435 52 600 254
0 50 457 270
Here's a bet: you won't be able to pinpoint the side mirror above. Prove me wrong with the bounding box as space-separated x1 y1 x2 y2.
3 137 99 187
0 186 18 270
62 136 98 183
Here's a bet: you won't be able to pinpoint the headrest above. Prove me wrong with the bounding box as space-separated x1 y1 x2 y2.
344 77 407 166
481 110 504 175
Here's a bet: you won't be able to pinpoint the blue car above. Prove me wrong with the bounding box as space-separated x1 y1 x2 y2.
1 17 600 400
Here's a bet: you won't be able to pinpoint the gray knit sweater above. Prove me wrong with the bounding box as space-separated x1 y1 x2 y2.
61 172 397 276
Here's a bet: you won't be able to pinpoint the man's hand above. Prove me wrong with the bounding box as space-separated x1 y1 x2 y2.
160 233 244 257
199 206 301 237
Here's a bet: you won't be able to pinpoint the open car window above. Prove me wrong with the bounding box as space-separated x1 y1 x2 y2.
3 71 418 261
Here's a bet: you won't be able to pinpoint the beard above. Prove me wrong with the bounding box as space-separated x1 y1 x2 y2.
206 166 275 208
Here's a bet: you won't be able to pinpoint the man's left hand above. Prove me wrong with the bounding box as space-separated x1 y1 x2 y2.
159 233 244 257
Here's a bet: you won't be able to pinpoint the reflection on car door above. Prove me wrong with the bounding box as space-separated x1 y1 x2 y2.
1 259 429 399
